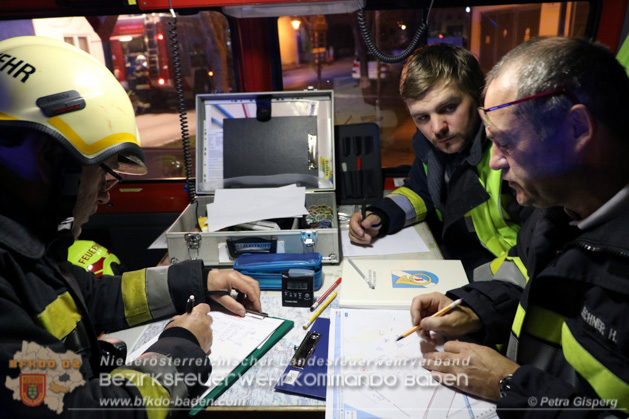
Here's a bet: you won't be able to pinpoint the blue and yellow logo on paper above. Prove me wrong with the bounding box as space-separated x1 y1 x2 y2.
391 270 439 288
20 374 46 407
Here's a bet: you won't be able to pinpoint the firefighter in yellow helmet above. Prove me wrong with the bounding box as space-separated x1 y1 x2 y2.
0 36 261 418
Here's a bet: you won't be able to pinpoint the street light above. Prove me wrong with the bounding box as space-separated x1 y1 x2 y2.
291 18 301 30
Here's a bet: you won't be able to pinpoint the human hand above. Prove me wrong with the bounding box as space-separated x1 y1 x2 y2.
207 270 262 316
410 292 481 339
348 211 382 245
422 340 519 401
165 303 213 354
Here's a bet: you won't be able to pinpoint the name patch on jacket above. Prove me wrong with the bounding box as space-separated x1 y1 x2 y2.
581 305 617 343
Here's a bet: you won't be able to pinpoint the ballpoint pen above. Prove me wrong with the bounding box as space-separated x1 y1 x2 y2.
186 295 195 314
347 258 375 289
396 298 464 341
361 196 367 222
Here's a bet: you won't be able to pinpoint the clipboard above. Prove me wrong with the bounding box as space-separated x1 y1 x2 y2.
274 317 330 400
189 316 294 416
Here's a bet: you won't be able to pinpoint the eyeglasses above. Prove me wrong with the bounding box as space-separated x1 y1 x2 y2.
99 163 123 192
478 88 579 127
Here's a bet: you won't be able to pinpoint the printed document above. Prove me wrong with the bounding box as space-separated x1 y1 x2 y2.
325 308 497 419
206 184 308 232
126 311 285 398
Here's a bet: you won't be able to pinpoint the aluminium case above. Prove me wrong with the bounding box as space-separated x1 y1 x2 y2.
166 90 340 267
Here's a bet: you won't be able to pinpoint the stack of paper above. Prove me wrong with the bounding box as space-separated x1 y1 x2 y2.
205 184 309 232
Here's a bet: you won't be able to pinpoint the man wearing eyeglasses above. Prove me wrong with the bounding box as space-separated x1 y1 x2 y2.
0 37 261 417
349 43 530 279
411 37 629 417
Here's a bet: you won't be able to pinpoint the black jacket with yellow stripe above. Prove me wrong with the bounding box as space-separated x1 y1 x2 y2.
0 214 212 418
368 126 530 278
448 208 629 418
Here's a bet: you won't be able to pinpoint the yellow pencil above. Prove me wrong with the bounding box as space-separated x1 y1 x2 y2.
396 298 464 341
303 291 338 329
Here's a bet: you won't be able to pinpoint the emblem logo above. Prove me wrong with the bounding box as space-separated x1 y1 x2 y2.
391 270 439 288
20 374 46 407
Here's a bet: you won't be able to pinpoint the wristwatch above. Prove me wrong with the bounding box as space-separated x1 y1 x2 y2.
499 373 514 398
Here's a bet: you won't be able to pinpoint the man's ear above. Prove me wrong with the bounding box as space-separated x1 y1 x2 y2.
569 104 594 152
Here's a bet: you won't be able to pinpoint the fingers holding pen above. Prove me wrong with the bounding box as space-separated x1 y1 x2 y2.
348 211 382 245
166 303 213 354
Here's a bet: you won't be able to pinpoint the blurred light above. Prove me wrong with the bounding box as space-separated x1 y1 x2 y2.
465 7 471 13
156 33 164 40
291 19 301 30
400 24 407 30
224 1 361 18
158 78 165 86
208 71 214 77
119 36 132 42
439 34 444 39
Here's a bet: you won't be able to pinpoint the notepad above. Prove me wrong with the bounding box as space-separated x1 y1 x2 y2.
125 310 293 414
339 258 469 309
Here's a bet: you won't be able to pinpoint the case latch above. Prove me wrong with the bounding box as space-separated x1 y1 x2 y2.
185 233 202 260
300 230 317 252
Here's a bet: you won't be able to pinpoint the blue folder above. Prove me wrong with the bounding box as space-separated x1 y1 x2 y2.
274 317 330 400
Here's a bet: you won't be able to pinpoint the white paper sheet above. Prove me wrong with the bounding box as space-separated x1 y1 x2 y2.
126 311 285 399
206 184 309 232
325 308 497 419
341 225 430 257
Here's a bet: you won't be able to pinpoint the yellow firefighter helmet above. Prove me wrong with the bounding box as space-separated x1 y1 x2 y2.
0 36 146 174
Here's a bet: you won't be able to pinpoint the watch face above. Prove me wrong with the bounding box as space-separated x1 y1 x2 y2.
499 374 513 398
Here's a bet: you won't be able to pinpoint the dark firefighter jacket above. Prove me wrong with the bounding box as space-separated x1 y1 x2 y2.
0 213 212 418
448 207 629 418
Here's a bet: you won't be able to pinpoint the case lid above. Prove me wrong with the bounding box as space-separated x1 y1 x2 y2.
195 90 335 195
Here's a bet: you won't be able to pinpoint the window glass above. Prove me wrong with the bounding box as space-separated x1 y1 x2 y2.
109 12 235 180
77 36 89 53
6 12 235 181
279 2 589 168
1 4 589 180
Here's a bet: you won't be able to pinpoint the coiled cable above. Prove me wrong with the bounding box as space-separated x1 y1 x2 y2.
167 7 196 204
357 0 435 64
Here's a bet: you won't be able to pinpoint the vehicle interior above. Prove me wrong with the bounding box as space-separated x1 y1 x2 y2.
1 0 628 270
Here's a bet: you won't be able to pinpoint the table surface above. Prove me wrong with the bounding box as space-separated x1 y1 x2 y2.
110 214 444 417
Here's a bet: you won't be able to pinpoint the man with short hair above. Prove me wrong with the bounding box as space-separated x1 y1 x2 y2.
411 37 629 417
349 43 529 277
0 36 261 418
